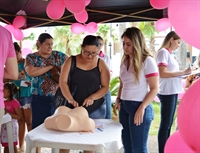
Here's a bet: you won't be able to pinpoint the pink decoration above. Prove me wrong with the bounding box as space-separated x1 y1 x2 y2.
64 0 85 14
168 0 200 49
84 0 91 6
164 130 194 153
178 79 186 100
86 22 98 33
13 16 26 28
153 96 160 102
70 23 86 34
155 18 171 32
22 48 32 57
13 28 24 41
4 24 14 33
74 9 88 23
150 0 170 9
46 0 65 20
178 79 200 152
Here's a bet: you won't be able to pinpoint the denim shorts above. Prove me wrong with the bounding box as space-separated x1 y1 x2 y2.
89 102 106 119
19 96 32 109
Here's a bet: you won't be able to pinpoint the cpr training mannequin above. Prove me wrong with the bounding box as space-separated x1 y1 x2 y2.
44 106 95 132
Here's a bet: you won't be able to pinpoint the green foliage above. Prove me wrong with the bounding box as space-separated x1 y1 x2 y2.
53 26 84 56
110 76 120 96
137 22 157 38
96 24 118 42
23 33 35 41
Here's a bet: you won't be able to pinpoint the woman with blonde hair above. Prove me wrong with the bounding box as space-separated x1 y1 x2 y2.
156 31 191 153
114 27 159 153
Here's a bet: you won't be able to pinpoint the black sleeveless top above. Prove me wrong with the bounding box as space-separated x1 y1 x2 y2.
70 57 104 113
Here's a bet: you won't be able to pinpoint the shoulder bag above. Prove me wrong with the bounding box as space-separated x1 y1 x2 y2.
54 56 77 108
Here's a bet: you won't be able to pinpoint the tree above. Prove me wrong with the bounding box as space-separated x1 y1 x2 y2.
53 26 84 56
137 22 157 57
96 23 118 55
175 41 187 70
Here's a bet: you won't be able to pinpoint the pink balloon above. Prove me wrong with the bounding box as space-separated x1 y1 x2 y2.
46 0 65 20
64 0 85 14
4 24 14 33
13 16 26 28
155 18 171 32
86 22 98 33
178 79 200 152
150 0 170 9
168 0 200 49
70 23 86 34
84 0 91 6
22 48 32 57
74 9 88 23
13 28 24 40
164 130 194 153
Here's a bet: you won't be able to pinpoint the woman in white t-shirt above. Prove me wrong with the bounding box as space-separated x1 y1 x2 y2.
156 31 191 153
114 27 159 153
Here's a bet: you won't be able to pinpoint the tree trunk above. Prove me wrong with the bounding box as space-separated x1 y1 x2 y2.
118 23 127 56
149 37 156 58
175 41 187 70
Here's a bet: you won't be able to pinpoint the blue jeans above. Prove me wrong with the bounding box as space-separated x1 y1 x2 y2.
105 90 112 119
157 94 178 153
119 100 154 153
89 102 106 119
31 95 56 129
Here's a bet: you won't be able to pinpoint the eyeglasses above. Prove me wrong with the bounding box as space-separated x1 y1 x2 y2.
82 49 98 57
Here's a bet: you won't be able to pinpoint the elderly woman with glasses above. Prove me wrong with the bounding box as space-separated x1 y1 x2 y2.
59 35 110 153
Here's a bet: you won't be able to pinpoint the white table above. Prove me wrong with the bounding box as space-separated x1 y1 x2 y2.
25 119 123 153
0 113 14 153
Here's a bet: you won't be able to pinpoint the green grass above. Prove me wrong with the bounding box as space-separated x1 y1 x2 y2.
149 101 176 135
112 101 177 135
149 102 160 135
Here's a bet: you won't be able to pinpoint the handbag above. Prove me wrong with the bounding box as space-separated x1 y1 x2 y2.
54 56 77 108
50 65 61 83
50 53 61 83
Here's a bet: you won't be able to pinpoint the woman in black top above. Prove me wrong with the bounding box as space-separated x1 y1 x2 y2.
60 35 110 115
59 35 110 153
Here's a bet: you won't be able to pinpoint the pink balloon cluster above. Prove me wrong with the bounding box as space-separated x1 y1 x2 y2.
4 16 25 40
70 22 98 34
46 0 90 23
164 79 200 153
150 0 200 50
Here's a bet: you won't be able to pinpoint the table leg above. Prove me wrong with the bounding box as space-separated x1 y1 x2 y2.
6 122 14 153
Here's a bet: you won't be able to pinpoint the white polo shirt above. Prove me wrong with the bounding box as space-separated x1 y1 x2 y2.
120 56 158 101
99 51 112 72
156 48 183 95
